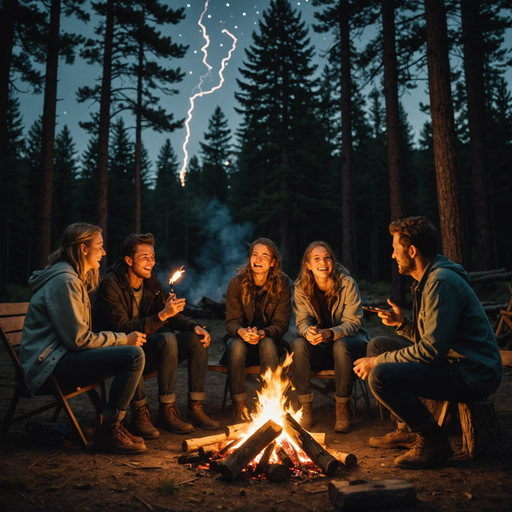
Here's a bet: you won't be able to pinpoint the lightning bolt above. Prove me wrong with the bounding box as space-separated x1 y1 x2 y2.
179 0 237 187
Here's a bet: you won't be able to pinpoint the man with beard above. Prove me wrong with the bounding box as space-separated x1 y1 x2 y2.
353 216 502 469
93 233 220 439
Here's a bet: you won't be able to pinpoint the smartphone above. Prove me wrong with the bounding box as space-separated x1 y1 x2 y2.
362 306 390 314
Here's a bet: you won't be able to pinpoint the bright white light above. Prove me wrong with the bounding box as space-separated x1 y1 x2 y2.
226 2 229 5
220 43 223 46
235 25 238 28
243 12 246 16
187 3 190 6
189 71 193 74
63 111 67 114
224 161 230 166
208 14 211 18
194 50 198 53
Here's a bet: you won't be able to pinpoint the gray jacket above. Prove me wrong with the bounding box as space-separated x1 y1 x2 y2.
376 255 502 394
20 262 127 397
294 268 371 343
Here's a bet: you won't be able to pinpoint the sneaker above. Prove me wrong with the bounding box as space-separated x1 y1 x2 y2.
233 400 250 423
299 403 315 430
395 432 454 469
335 401 351 433
131 404 160 439
157 403 194 434
369 428 418 449
93 417 146 455
188 400 221 430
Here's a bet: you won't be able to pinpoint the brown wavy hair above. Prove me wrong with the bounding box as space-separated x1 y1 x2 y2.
237 238 286 306
295 241 349 302
389 216 439 258
47 222 103 292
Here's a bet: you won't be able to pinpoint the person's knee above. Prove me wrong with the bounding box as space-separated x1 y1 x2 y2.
187 331 206 352
367 337 389 357
292 337 308 358
227 337 246 361
156 332 178 358
259 337 278 358
126 345 145 372
332 338 350 358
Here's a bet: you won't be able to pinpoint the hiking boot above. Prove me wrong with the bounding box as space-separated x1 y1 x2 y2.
369 428 418 449
93 416 146 455
120 420 145 445
131 404 160 439
233 400 250 423
299 403 315 431
188 400 221 430
394 432 454 469
335 401 351 433
157 403 194 434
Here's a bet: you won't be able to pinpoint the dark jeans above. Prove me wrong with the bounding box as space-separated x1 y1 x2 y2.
226 336 280 402
291 336 368 402
132 331 209 406
52 345 145 420
368 336 488 432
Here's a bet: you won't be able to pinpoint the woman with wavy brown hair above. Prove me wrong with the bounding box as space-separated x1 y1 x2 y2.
224 238 292 421
291 241 370 433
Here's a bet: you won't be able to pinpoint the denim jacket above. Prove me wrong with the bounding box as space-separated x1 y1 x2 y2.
20 262 126 397
376 255 502 394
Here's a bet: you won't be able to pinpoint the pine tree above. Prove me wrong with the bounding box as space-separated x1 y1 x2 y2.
199 106 232 203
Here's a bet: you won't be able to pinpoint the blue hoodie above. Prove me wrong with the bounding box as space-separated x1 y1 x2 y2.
20 262 127 396
375 255 502 394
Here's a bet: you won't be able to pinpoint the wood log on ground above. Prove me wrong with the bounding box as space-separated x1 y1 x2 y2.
218 419 282 481
182 433 229 453
275 445 293 468
225 423 250 438
309 432 325 445
255 441 276 475
265 464 290 483
329 479 416 510
327 450 358 469
282 413 339 476
422 398 459 433
199 442 226 459
459 400 505 459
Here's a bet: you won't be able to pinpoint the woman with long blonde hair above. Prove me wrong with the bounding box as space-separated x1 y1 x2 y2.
224 238 292 421
20 223 148 454
291 241 370 433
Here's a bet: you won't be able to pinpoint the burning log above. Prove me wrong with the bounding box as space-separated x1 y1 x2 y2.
283 413 340 476
309 432 326 446
182 433 234 453
275 445 293 468
254 441 276 475
218 419 283 481
199 443 227 459
328 450 358 469
225 423 250 438
265 464 290 483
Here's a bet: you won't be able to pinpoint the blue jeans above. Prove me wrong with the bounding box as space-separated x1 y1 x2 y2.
291 336 368 402
226 336 280 402
368 336 488 432
132 331 209 406
51 345 145 420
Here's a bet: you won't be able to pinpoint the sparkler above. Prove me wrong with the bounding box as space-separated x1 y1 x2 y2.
169 265 186 294
179 0 237 187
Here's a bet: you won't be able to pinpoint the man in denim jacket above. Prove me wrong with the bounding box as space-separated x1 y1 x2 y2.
354 216 502 469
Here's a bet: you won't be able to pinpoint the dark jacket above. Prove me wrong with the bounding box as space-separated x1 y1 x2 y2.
376 255 502 394
93 259 199 335
225 273 292 346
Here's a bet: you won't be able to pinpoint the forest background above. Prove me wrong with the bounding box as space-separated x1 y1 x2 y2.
1 0 511 306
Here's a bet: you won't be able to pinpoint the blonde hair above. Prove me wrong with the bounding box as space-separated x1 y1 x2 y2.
237 238 285 306
48 222 102 292
295 241 348 302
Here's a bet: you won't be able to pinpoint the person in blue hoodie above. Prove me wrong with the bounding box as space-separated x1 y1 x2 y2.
354 216 502 469
20 223 148 455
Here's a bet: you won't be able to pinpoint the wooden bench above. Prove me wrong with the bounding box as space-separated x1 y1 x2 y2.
0 302 106 448
207 362 372 417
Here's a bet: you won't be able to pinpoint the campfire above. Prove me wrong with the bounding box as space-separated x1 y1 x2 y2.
180 354 357 482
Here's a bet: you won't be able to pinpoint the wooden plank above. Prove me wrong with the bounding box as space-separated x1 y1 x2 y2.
500 349 512 368
207 363 261 375
329 479 416 510
310 370 335 379
6 332 23 348
0 303 29 316
0 316 25 333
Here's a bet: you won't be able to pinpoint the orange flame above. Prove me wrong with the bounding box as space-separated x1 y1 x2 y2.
169 268 185 286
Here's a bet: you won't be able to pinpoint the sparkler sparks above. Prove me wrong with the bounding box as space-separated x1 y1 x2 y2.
169 265 186 293
179 0 237 187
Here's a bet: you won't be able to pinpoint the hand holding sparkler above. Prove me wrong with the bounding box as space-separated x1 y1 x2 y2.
159 294 186 321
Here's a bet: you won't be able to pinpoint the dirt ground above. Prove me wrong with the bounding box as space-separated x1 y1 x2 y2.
1 317 512 512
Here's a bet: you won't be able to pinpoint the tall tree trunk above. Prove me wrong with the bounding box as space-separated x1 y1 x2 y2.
37 0 60 269
134 35 143 233
97 0 114 259
280 147 290 273
425 0 468 267
340 0 354 271
381 0 406 305
461 0 494 270
0 0 18 162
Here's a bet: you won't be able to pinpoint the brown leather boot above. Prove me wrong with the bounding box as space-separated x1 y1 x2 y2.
120 420 145 445
157 403 194 434
394 430 454 469
93 416 146 455
130 404 160 439
335 401 351 433
233 400 250 423
369 428 418 449
299 403 315 431
188 400 221 430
